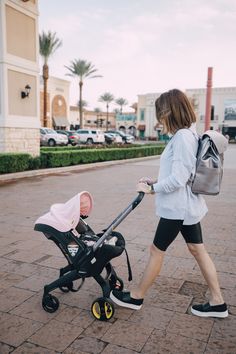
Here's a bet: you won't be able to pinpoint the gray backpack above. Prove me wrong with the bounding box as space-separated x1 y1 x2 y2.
189 130 228 195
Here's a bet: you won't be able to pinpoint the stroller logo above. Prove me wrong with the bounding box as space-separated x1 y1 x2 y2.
68 243 79 257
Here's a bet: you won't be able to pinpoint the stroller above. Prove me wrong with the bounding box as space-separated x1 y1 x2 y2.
34 191 144 321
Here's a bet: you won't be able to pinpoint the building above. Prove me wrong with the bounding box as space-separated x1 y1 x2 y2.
0 0 40 156
40 76 70 129
137 93 161 139
186 87 236 134
115 112 137 136
69 106 116 131
137 88 236 139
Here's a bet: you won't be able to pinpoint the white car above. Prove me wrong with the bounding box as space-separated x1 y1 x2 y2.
107 132 123 144
40 128 69 147
76 129 105 144
107 130 135 144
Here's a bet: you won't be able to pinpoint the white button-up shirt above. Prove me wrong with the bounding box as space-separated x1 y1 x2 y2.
153 125 208 225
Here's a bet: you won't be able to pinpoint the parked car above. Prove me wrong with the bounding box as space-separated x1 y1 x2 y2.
106 132 123 144
40 128 68 147
76 129 105 144
104 133 115 145
222 126 236 142
56 130 80 146
107 130 135 144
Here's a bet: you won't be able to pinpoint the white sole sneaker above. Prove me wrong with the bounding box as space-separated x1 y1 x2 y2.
191 307 229 318
110 292 143 310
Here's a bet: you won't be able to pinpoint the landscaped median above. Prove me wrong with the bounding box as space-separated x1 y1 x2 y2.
0 145 165 174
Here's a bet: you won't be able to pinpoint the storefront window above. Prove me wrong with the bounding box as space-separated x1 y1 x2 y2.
140 109 145 121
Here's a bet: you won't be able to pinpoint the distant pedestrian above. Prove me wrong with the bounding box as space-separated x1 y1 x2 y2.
110 89 228 318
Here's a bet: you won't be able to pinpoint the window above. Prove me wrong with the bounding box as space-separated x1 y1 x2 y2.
211 105 215 121
140 109 145 121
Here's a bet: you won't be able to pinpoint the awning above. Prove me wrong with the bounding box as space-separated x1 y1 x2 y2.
138 124 146 131
154 123 162 130
53 116 69 127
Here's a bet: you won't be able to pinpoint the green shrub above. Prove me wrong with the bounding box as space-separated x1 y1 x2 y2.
28 156 41 170
0 153 30 173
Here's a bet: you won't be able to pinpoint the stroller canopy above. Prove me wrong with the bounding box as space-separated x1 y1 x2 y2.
35 191 93 232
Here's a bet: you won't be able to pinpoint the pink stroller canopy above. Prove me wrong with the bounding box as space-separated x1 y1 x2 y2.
35 191 93 232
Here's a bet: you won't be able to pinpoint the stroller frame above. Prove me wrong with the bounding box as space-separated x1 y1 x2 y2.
34 192 144 321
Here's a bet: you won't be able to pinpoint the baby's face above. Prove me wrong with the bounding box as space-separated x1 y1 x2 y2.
80 195 89 216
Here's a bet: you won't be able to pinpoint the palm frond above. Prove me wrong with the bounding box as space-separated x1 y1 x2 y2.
39 31 62 63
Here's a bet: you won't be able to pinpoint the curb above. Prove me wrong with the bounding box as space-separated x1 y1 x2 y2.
0 155 160 184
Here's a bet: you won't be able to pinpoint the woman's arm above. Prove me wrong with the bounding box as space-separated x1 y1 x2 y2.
154 132 196 193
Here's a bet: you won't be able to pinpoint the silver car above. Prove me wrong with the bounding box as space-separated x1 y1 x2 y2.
40 128 69 147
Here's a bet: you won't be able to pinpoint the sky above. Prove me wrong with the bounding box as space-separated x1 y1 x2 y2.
38 0 236 112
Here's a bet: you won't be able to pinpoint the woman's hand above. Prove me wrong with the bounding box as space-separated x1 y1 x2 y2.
139 176 157 185
136 182 154 194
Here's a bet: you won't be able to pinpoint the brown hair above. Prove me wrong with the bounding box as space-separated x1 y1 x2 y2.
155 89 196 134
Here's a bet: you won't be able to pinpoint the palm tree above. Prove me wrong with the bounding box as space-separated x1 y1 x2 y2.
39 31 62 127
115 97 128 114
94 107 102 127
77 100 88 109
131 102 137 113
65 60 102 129
99 92 114 130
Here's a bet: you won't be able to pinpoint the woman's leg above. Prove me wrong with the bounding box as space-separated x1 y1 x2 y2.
187 243 224 305
131 244 165 299
131 219 182 299
110 218 182 309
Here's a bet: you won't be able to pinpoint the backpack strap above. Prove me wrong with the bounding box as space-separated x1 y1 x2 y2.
203 130 228 154
124 248 133 281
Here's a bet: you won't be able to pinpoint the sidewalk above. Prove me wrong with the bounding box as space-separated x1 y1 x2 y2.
0 151 235 354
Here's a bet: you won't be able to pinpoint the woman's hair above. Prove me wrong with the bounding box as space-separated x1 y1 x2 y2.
155 89 196 134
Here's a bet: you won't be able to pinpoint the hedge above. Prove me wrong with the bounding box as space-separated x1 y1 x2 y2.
0 153 30 173
41 146 164 168
0 145 165 174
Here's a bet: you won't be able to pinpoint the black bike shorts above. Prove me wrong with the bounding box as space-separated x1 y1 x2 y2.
153 217 203 251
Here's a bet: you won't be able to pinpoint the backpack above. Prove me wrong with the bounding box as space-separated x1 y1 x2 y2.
189 130 228 195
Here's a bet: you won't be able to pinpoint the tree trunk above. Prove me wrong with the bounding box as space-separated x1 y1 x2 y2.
79 81 83 129
106 103 109 131
43 64 49 127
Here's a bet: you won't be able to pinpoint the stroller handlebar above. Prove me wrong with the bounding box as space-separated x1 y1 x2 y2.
93 192 145 252
132 191 145 209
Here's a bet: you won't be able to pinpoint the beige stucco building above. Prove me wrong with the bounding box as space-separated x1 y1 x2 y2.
186 87 236 134
0 0 40 156
137 87 236 139
69 106 116 131
40 76 70 129
137 93 161 139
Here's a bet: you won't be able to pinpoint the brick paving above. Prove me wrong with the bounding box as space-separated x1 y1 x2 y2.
0 145 235 353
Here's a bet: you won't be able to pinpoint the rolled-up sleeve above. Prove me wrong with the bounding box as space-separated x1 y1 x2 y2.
153 132 197 193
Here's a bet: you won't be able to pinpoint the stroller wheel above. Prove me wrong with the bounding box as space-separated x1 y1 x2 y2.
42 294 59 313
109 276 124 291
91 297 114 321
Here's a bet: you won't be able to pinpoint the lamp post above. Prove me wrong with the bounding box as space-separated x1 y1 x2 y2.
204 67 213 131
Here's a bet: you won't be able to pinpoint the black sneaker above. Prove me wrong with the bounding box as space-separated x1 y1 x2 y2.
191 302 228 318
110 290 143 310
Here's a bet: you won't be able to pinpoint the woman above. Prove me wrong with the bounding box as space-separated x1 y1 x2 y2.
110 89 228 318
